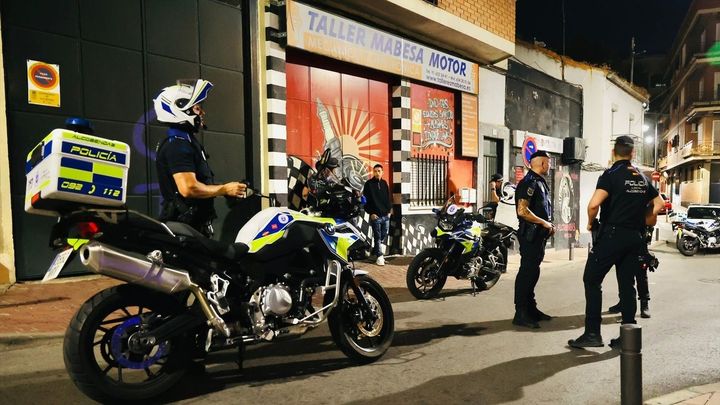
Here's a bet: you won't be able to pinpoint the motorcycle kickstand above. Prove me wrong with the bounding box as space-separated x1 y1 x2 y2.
470 279 478 297
236 340 246 372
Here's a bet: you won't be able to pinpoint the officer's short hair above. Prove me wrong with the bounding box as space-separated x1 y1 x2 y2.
373 164 383 170
614 136 635 157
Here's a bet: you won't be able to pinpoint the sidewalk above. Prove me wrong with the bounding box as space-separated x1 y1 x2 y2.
1 246 717 404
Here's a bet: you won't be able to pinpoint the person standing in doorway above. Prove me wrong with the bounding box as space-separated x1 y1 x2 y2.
363 164 392 266
513 150 555 328
568 136 663 348
486 173 503 220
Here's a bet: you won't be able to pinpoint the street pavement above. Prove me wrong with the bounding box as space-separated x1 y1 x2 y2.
1 218 719 404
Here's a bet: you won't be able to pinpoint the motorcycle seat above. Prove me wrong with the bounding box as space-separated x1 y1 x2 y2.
165 221 249 261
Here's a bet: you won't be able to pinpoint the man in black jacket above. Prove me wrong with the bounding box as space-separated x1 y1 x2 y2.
363 164 392 266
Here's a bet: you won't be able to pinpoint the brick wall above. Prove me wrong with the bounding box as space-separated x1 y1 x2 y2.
437 0 515 42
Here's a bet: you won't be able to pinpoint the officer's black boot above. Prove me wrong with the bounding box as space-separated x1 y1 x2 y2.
530 306 553 321
607 301 621 313
640 299 650 318
512 307 540 329
568 331 604 348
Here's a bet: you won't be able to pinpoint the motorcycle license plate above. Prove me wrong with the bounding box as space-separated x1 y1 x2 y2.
42 248 73 282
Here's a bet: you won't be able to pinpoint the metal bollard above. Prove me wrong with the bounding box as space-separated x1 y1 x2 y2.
655 227 659 242
620 324 642 405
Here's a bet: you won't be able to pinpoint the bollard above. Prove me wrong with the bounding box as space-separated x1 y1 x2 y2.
569 244 574 260
620 324 642 405
655 227 659 242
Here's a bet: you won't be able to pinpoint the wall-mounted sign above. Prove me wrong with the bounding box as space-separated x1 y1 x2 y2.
521 136 537 167
460 93 478 157
286 0 479 94
411 108 423 133
513 130 563 153
411 84 454 153
27 60 60 107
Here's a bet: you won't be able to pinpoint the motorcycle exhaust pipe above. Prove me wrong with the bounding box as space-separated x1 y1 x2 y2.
79 241 231 336
79 242 193 294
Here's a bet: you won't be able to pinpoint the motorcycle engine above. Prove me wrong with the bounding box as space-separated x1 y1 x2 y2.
260 284 293 316
463 256 483 278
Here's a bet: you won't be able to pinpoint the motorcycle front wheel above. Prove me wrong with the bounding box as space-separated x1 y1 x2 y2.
64 284 192 403
677 236 699 256
328 275 394 364
406 248 447 299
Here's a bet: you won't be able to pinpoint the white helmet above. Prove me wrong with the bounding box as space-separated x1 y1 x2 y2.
153 79 213 127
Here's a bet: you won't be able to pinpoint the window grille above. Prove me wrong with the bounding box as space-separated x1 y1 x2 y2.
410 154 448 207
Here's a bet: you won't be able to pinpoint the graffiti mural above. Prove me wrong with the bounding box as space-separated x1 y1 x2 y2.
285 62 393 254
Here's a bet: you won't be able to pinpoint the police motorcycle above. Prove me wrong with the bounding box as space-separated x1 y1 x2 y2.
675 219 720 256
26 127 394 402
405 195 514 299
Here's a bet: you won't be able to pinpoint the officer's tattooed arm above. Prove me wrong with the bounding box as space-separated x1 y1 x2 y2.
586 189 609 231
517 199 554 230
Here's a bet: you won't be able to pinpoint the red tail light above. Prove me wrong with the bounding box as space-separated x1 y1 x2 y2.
76 222 100 238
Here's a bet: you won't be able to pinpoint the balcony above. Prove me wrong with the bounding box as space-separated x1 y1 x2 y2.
659 141 720 170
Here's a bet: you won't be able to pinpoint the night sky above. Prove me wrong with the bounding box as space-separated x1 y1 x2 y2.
516 0 692 83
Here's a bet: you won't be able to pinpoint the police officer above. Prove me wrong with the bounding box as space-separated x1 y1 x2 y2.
569 136 663 348
154 79 246 237
607 222 655 318
485 173 503 220
513 150 555 328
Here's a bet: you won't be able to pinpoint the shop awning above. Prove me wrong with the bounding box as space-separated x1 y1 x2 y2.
312 0 515 65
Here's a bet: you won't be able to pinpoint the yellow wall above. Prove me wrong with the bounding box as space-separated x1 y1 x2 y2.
0 18 16 284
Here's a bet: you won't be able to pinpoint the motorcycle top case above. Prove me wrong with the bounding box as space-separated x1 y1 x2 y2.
24 129 130 216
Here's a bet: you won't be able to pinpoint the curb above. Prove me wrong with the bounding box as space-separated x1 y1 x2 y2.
0 332 65 350
644 382 720 404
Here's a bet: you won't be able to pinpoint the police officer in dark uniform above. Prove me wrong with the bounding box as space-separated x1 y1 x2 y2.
513 150 555 328
569 136 663 348
153 79 246 237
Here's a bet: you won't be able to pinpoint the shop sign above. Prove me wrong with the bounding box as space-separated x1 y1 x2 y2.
286 0 479 94
460 93 478 157
512 130 564 153
27 59 60 107
412 87 454 152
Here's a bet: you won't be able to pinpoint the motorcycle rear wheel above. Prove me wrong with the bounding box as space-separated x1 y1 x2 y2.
677 237 699 256
64 284 191 403
406 248 447 299
328 275 394 364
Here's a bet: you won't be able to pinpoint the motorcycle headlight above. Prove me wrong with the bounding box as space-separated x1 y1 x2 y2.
439 219 454 232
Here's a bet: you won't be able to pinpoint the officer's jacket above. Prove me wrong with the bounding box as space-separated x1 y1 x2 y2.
515 169 552 225
597 159 658 230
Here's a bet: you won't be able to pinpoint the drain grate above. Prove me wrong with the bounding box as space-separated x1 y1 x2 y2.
698 279 720 284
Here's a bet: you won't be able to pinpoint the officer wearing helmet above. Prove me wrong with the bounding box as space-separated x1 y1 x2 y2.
154 79 246 237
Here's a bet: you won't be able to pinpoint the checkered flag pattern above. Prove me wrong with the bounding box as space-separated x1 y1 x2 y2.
402 222 435 255
286 156 314 211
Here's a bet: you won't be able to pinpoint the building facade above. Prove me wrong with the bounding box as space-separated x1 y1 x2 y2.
658 0 720 206
0 0 261 282
511 43 649 246
263 0 515 255
0 0 516 283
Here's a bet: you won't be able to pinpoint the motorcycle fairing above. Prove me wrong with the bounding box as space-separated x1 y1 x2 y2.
318 227 360 262
235 207 336 254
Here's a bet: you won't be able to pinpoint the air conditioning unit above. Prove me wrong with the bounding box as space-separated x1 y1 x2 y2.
562 137 586 164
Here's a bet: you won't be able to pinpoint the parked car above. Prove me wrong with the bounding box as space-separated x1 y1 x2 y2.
659 193 672 215
685 204 720 224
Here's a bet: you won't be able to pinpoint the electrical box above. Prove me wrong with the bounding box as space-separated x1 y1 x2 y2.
458 187 477 204
24 129 130 216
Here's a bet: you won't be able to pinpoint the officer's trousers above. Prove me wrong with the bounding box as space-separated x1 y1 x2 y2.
514 236 546 309
583 226 645 334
